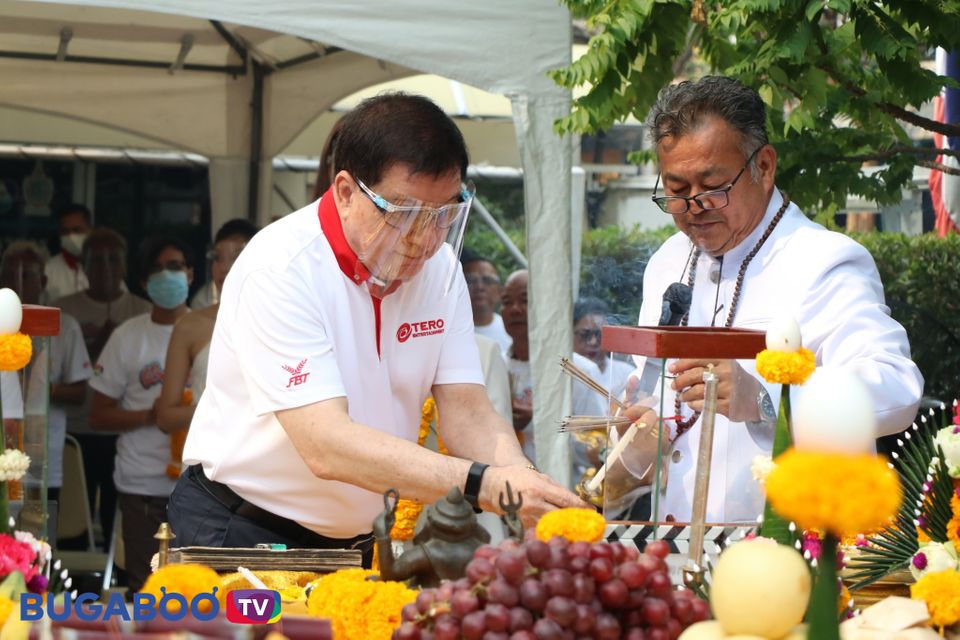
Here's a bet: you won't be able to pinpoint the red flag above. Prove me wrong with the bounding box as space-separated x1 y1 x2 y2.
931 48 960 237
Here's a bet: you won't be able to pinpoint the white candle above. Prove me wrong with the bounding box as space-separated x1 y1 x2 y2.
587 421 642 492
793 368 876 453
0 288 22 335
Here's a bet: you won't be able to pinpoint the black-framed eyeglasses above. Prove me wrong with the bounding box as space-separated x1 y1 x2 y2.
149 260 187 275
652 146 762 214
465 275 500 287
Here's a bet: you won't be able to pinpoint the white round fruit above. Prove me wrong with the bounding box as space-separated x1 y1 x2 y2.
710 540 811 638
0 288 23 335
793 367 876 454
764 316 802 352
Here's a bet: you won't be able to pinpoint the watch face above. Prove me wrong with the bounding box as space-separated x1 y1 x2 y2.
759 389 778 422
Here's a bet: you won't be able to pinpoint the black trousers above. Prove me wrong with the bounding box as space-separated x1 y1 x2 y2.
167 466 373 567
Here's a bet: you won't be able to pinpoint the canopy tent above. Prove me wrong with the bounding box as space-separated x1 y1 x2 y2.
0 0 577 483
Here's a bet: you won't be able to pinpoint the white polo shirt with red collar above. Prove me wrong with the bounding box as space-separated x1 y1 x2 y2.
182 192 483 539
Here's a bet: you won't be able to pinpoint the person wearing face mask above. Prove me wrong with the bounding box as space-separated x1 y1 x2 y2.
88 236 192 593
168 94 584 561
45 203 93 302
56 228 151 552
157 219 258 478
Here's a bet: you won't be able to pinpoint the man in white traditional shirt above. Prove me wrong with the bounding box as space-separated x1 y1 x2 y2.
46 203 92 302
462 253 512 354
621 76 923 523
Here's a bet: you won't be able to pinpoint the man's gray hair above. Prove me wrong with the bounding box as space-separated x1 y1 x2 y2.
645 76 769 177
1 241 49 271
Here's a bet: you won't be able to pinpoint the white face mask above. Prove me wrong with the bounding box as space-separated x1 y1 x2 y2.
60 233 88 257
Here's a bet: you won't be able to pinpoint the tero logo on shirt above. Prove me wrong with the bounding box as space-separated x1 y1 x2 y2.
396 319 445 343
224 589 281 624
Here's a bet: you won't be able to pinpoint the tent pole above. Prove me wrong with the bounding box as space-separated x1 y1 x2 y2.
247 61 264 222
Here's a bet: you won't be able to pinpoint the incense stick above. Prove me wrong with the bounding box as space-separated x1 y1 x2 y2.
587 421 645 491
558 415 634 433
559 357 629 411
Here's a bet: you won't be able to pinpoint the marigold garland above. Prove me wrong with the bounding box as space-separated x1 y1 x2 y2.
306 568 417 639
535 507 606 544
0 333 31 371
390 499 424 541
418 398 447 454
140 563 222 614
764 449 901 537
755 347 816 385
910 569 960 629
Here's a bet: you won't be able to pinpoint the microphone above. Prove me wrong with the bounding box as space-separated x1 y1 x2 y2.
659 281 692 326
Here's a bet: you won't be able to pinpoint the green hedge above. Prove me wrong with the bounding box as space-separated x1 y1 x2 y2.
579 226 960 402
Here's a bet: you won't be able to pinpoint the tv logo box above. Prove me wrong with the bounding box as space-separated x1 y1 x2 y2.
225 589 281 624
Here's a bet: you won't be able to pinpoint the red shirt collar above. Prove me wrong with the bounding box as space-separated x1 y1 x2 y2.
61 250 80 271
317 189 400 297
318 187 371 286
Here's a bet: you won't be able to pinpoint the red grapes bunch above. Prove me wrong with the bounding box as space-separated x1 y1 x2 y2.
393 536 710 640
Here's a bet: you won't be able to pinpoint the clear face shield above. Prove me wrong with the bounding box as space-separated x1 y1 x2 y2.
354 176 474 295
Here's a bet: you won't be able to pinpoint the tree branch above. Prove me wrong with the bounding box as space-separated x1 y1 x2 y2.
823 154 960 176
815 60 960 138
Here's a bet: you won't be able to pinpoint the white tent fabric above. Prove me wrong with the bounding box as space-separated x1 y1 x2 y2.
2 0 575 483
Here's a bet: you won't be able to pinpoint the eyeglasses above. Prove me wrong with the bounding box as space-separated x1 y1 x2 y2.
465 275 500 287
651 147 761 214
354 176 475 230
149 260 187 274
206 247 245 266
574 328 602 343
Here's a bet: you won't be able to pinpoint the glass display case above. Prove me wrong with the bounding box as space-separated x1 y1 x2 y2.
8 304 60 541
593 325 767 570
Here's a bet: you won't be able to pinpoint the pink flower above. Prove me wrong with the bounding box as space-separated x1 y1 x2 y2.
0 534 39 582
801 531 822 560
913 552 928 570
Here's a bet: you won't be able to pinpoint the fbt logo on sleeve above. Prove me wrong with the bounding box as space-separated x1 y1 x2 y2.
224 589 282 624
396 318 445 343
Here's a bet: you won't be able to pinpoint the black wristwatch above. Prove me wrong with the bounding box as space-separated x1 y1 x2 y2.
463 462 489 514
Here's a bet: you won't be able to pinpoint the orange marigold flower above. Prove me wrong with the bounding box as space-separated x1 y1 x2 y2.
765 449 901 538
755 347 816 385
140 563 222 615
911 569 960 629
306 568 417 639
536 508 606 544
0 333 31 371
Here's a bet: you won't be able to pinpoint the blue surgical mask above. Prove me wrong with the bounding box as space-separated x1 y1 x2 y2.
146 270 189 309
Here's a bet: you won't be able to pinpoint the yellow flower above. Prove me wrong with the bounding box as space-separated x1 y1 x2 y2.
910 569 960 629
306 568 417 640
755 347 816 385
0 333 31 371
391 499 424 541
140 563 222 615
948 492 960 553
838 584 851 615
0 595 13 628
764 449 901 537
535 507 606 544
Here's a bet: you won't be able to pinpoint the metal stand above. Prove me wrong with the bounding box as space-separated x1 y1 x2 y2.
684 366 718 590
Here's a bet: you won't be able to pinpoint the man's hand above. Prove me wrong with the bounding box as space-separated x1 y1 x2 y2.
670 358 762 422
479 464 590 529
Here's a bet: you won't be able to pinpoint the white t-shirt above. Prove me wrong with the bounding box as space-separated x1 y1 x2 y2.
45 253 89 303
475 313 512 354
183 198 483 539
89 313 176 497
56 290 152 436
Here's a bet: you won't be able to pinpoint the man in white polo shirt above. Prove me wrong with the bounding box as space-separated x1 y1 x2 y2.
170 94 583 563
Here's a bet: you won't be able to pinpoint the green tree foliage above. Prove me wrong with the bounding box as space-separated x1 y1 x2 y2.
551 0 960 213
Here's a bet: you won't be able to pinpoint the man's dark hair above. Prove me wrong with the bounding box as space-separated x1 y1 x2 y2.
214 218 259 244
139 235 194 278
335 93 469 186
645 76 769 176
460 249 495 270
55 202 92 224
574 296 611 325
